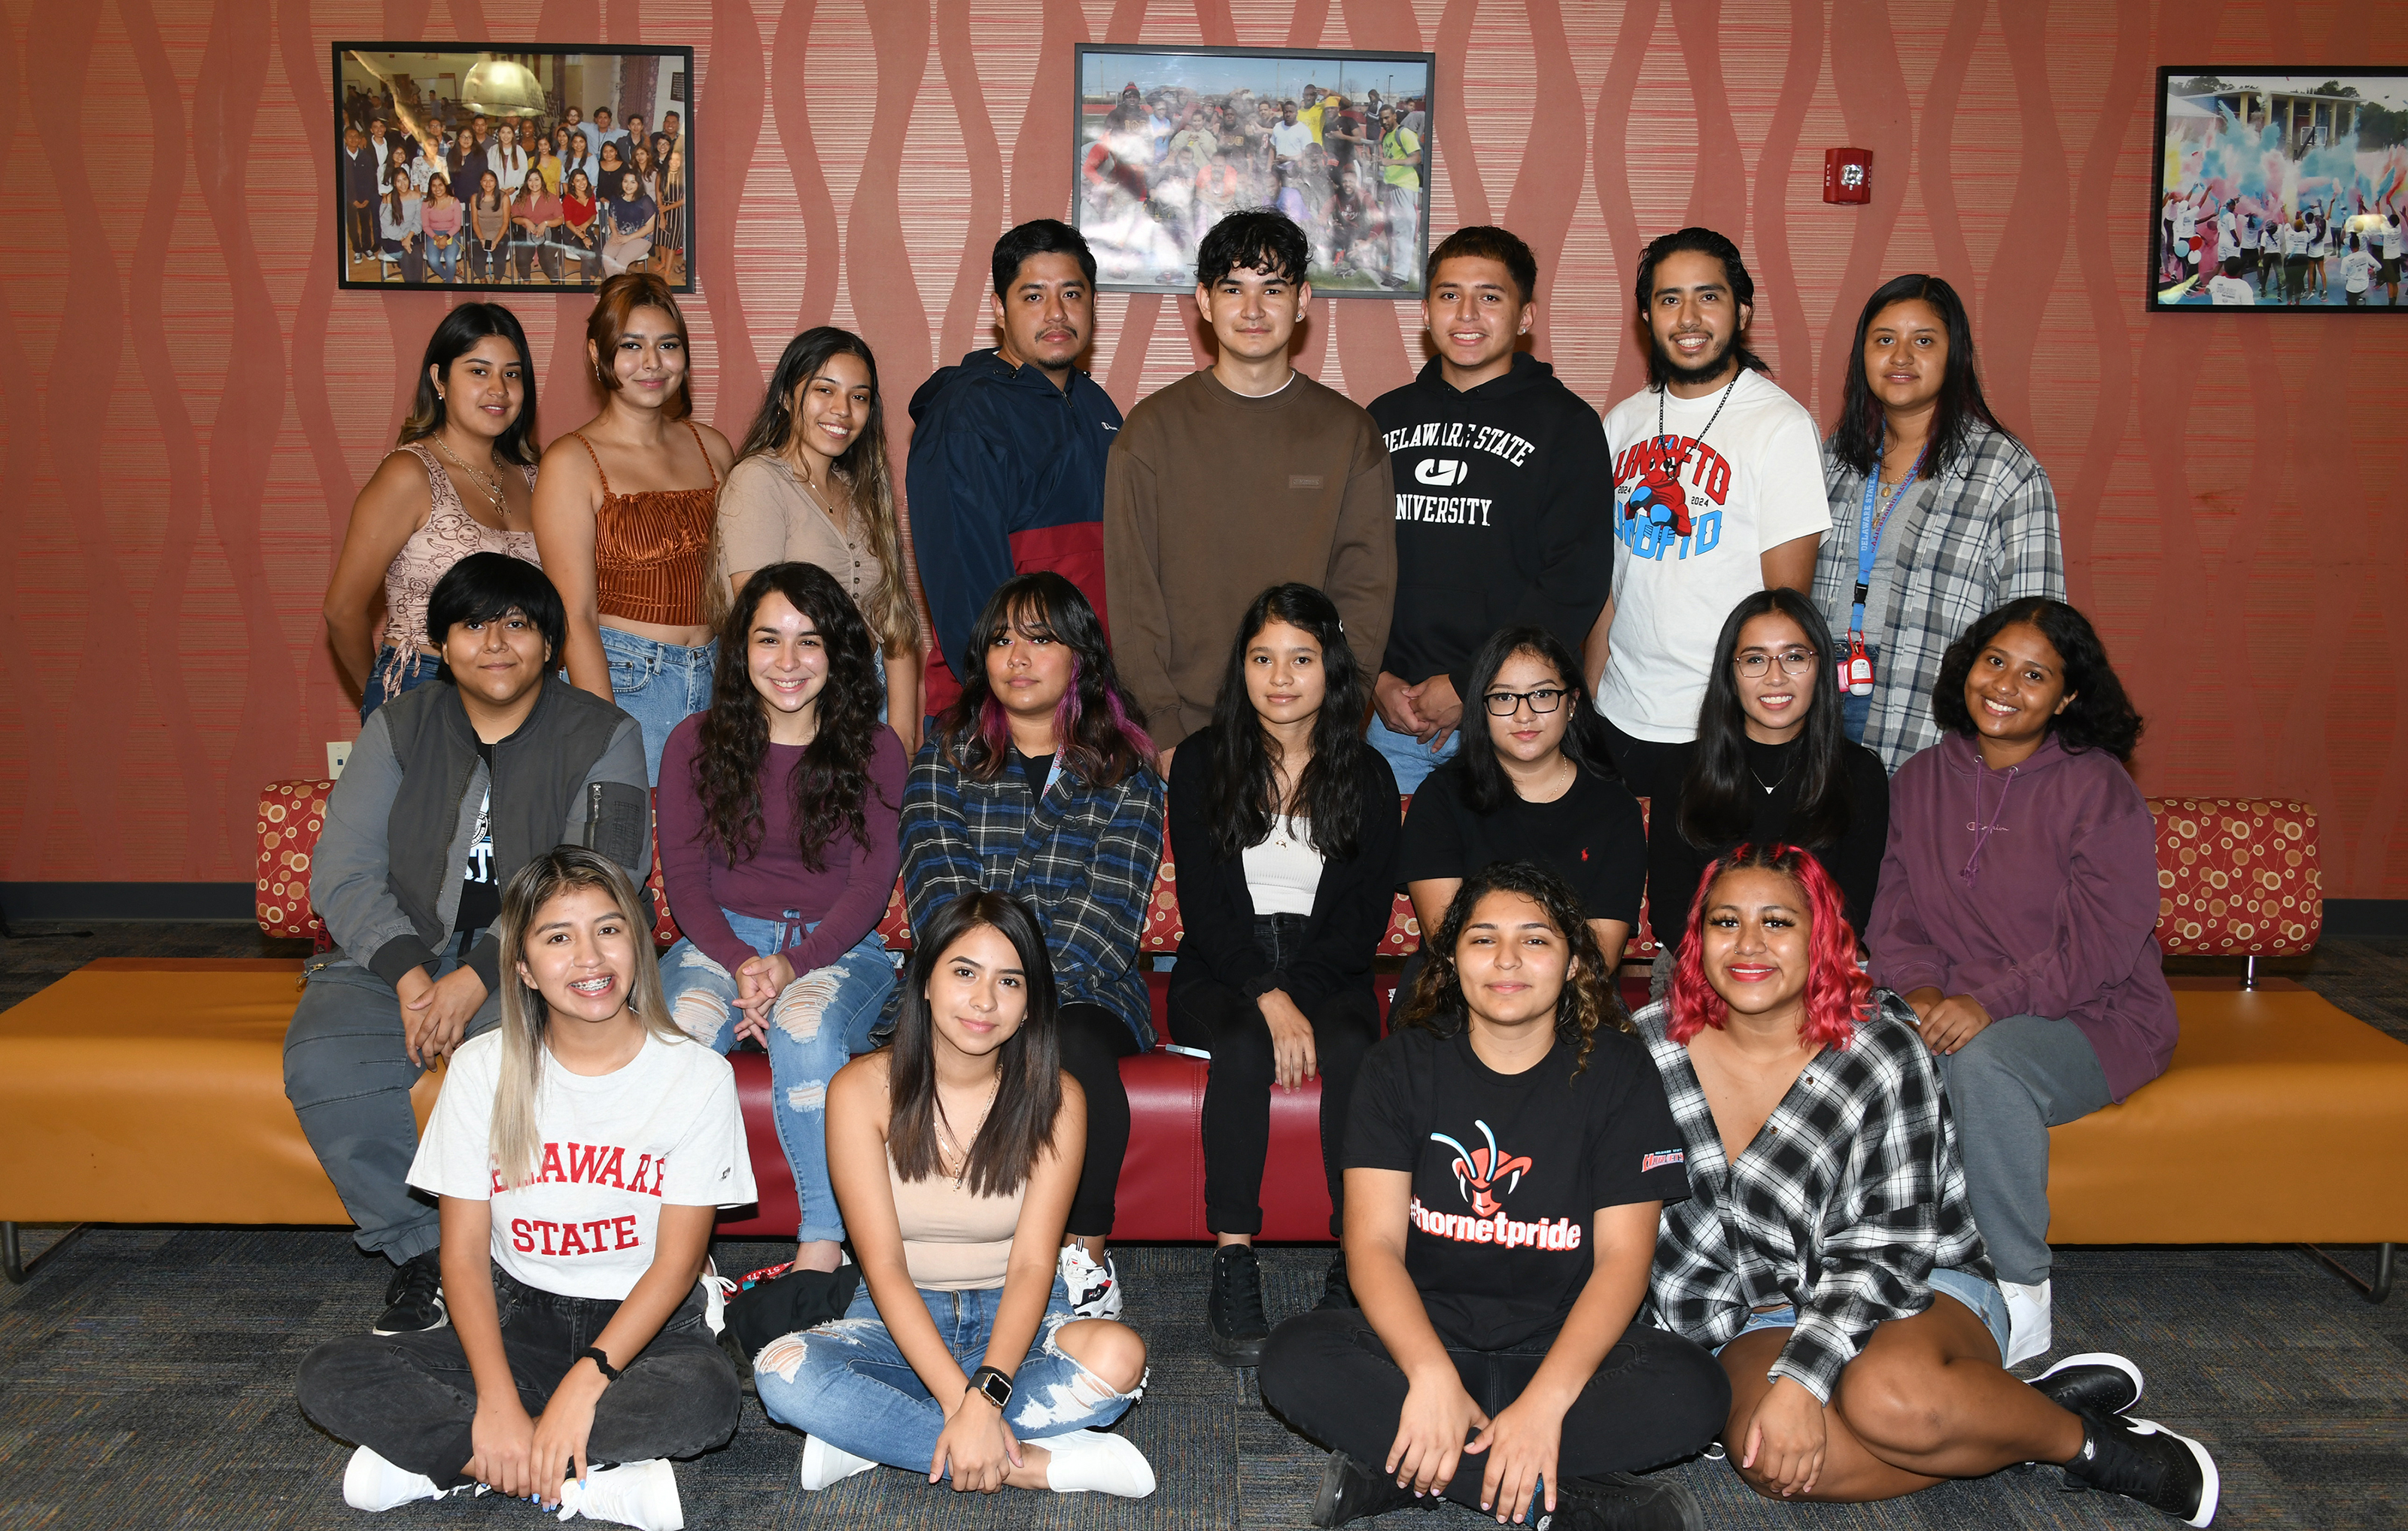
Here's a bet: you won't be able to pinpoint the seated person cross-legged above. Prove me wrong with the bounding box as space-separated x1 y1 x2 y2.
1166 584 1402 1363
1639 843 2216 1524
655 562 905 1278
753 892 1156 1501
1259 863 1728 1531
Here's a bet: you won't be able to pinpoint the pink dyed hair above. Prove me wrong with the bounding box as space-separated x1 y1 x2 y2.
1667 843 1871 1050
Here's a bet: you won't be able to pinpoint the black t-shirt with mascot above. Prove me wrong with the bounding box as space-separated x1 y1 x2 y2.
1346 1021 1692 1351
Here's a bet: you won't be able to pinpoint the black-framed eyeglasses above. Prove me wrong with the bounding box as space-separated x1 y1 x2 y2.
1483 687 1567 717
1734 649 1817 679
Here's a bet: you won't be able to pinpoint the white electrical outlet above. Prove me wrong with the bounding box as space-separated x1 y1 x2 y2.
327 741 352 779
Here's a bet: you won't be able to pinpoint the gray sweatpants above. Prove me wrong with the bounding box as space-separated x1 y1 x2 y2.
1936 1014 2113 1286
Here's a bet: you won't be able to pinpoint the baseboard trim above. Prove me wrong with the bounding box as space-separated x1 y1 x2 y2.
2323 901 2408 938
0 882 256 922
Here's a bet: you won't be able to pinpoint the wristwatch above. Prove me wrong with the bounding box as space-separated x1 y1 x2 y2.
967 1365 1014 1411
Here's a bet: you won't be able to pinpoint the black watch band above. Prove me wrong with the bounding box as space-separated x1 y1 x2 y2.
968 1365 1014 1410
579 1347 621 1383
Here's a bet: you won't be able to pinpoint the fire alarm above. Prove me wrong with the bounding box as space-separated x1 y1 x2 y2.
1824 148 1871 205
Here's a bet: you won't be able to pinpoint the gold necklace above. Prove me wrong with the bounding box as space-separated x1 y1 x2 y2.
433 434 509 520
933 1071 1002 1191
785 456 855 542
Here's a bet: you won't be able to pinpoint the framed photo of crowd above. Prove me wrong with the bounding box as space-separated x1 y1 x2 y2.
1072 44 1436 296
332 44 695 293
2147 66 2408 311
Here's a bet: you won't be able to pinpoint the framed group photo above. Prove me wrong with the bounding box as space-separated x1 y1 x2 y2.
333 44 694 293
1072 44 1436 296
2147 66 2407 311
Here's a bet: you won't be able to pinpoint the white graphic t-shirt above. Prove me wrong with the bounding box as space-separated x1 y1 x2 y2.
409 1028 757 1299
1597 369 1830 742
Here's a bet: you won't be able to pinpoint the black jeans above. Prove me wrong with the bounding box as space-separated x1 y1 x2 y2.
1057 1001 1138 1238
1168 917 1379 1237
1597 715 1683 803
296 1269 738 1485
1259 1307 1728 1513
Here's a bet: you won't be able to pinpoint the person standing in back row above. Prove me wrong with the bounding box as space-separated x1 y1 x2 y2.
1583 227 1829 800
1369 225 1614 791
1105 210 1396 769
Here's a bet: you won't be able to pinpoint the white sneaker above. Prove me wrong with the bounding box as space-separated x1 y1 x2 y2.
555 1458 683 1530
1032 1428 1157 1498
342 1445 477 1511
798 1435 878 1490
2002 1278 2054 1366
699 1258 733 1337
1059 1243 1123 1320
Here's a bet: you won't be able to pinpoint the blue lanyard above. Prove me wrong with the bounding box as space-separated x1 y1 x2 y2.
1850 436 1926 643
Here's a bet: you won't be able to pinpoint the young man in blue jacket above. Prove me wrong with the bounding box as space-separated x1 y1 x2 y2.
906 220 1123 716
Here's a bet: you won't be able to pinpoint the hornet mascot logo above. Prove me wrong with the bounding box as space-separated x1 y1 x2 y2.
1430 1119 1532 1219
1620 436 1693 536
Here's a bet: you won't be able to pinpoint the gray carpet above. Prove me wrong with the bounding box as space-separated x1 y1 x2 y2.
2 924 2403 1528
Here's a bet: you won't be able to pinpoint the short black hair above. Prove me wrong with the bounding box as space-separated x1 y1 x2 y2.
1931 597 2143 763
1196 209 1309 289
991 219 1096 299
1427 225 1539 303
426 553 567 661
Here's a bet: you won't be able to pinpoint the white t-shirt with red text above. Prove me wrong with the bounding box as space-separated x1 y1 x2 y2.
409 1029 756 1300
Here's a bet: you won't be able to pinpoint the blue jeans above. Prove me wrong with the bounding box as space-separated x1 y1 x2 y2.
753 1276 1141 1471
1841 642 1881 743
1713 1265 2010 1363
660 910 895 1244
360 646 444 722
600 624 717 785
427 234 460 281
1367 709 1459 793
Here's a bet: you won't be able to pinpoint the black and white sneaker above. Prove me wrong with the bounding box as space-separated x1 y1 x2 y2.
1315 1251 1357 1311
1309 1450 1426 1527
1208 1244 1270 1366
2033 1352 2144 1417
1537 1471 1703 1531
1059 1243 1123 1320
372 1250 448 1336
2062 1411 2220 1526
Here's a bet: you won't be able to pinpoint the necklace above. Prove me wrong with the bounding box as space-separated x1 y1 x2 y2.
1750 758 1792 794
933 1071 1002 1191
433 434 509 520
1652 369 1742 493
784 454 853 539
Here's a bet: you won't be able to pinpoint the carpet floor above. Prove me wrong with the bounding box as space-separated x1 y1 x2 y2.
2 923 2402 1529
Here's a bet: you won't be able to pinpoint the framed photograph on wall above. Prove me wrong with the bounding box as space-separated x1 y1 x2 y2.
1072 44 1436 296
333 43 694 293
2147 67 2408 311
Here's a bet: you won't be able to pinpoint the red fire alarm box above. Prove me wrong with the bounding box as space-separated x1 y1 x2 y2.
1824 148 1871 204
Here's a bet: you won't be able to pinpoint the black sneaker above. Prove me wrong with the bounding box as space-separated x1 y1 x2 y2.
2032 1353 2144 1417
1537 1472 1703 1531
372 1250 448 1336
1310 1450 1427 1527
1315 1251 1358 1310
2061 1412 2219 1526
1208 1243 1269 1366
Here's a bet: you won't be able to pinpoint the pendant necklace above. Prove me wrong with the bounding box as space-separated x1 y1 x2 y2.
433 434 509 521
934 1072 1001 1191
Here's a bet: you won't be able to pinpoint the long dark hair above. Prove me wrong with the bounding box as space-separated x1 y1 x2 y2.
1202 584 1372 862
1455 624 1619 816
935 572 1154 789
397 303 540 466
1828 274 2017 478
1677 589 1853 850
886 892 1065 1197
1634 227 1771 388
1932 597 2143 763
689 563 889 870
1394 861 1626 1077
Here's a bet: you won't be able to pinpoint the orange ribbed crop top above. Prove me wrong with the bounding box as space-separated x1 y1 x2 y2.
574 423 719 627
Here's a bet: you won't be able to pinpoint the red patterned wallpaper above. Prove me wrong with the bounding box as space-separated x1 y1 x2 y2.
2 2 2403 894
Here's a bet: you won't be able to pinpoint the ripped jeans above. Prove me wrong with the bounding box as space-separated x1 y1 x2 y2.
659 909 895 1244
752 1275 1141 1471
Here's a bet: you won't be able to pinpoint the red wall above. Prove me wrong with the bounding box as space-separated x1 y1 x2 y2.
2 2 2403 895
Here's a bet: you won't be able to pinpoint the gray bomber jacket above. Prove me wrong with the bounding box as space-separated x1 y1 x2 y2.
310 673 652 995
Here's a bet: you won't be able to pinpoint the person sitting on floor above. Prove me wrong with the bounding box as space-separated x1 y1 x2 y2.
655 561 906 1280
899 571 1164 1323
754 891 1156 1500
1259 861 1729 1531
296 847 752 1530
284 554 650 1338
1638 841 2216 1524
1865 596 2172 1365
1166 583 1402 1364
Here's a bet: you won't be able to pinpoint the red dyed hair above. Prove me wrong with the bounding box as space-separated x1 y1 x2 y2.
585 272 693 421
1667 843 1871 1050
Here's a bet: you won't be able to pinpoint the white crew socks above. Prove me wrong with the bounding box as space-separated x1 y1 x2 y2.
1034 1428 1157 1498
2002 1278 2054 1365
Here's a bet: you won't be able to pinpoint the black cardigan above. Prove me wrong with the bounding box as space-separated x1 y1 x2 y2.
1166 724 1401 1010
1646 734 1890 953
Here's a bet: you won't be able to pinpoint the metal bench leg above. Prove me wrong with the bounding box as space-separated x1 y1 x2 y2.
2 1222 87 1285
2301 1241 2395 1303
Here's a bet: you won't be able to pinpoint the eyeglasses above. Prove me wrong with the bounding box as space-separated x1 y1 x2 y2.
1483 687 1567 717
1733 649 1818 679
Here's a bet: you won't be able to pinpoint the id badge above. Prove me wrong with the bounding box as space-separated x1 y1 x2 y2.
1844 636 1875 697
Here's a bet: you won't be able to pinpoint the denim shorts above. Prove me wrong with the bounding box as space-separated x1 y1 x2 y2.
1715 1266 2010 1363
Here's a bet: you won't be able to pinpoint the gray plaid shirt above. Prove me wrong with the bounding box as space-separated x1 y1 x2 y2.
1811 422 2064 773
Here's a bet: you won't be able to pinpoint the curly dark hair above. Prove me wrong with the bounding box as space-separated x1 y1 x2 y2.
689 563 892 870
1393 861 1628 1078
1932 597 2142 762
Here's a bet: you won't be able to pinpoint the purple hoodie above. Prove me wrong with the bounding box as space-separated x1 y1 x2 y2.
1865 731 2175 1102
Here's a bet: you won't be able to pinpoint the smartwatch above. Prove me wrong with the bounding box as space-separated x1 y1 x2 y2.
967 1365 1014 1411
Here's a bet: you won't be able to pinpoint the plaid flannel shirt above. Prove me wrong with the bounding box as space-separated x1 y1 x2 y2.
899 734 1166 1049
1811 422 2064 773
1637 992 1993 1404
